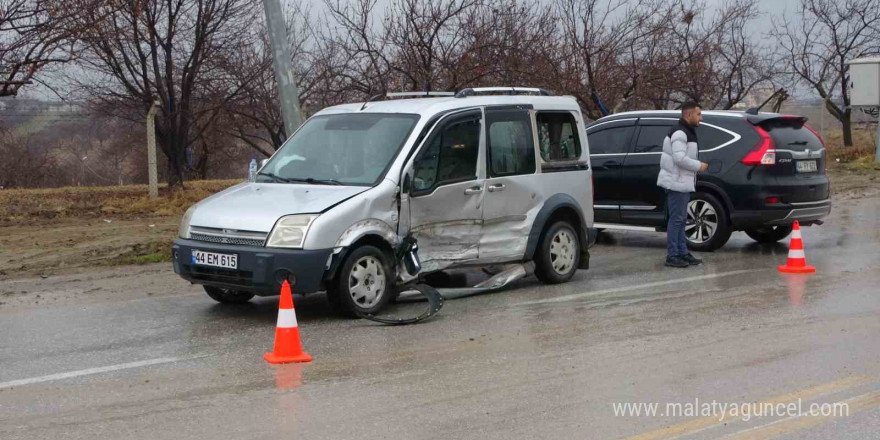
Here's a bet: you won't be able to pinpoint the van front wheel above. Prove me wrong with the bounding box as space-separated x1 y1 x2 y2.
535 221 580 284
328 245 395 318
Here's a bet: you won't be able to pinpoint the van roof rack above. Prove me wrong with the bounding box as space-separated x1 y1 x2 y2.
360 91 455 110
455 87 554 98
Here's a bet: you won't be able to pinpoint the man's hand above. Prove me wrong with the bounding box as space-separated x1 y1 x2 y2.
699 162 709 172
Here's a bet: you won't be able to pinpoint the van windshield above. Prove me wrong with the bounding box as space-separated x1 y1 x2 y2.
258 113 420 186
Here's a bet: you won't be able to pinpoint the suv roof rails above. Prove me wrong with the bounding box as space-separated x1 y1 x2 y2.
360 91 455 110
455 87 554 98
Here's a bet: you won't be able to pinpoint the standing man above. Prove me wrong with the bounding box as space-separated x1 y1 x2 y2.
657 102 709 268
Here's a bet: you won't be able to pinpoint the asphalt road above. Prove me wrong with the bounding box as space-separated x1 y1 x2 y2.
1 195 879 440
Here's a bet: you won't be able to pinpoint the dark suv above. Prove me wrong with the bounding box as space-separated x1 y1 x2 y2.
586 110 830 251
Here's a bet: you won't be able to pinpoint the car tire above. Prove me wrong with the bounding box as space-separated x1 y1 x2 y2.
534 221 581 284
203 286 255 304
745 225 793 243
685 192 732 252
328 245 395 318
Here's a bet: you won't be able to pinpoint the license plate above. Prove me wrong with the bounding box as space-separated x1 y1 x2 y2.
191 250 238 269
797 160 818 173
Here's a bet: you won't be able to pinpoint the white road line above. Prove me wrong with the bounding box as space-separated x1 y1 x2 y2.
516 269 759 306
0 355 207 390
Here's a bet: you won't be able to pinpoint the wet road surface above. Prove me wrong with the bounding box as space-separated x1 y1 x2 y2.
1 196 879 439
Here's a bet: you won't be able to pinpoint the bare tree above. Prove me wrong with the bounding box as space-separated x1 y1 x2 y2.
774 0 880 146
217 1 332 155
0 0 100 97
0 128 56 187
69 0 263 187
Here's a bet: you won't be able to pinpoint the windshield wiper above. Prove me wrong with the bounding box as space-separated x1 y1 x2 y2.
258 172 345 186
288 177 345 186
257 171 295 183
299 177 344 186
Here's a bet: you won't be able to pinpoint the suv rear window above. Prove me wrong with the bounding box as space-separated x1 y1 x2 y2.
695 124 735 151
763 121 823 151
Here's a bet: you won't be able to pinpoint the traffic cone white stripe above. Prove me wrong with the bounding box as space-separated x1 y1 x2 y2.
277 308 298 329
788 249 805 259
791 229 802 239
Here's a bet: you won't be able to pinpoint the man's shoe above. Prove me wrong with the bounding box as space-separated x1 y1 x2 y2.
665 256 689 268
681 253 703 265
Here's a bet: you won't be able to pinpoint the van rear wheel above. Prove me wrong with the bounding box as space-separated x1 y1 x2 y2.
535 221 580 284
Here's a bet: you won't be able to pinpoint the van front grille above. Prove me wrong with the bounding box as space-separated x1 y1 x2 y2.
189 226 267 247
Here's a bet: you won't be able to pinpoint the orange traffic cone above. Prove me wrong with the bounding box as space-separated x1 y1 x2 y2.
778 221 816 274
264 280 312 364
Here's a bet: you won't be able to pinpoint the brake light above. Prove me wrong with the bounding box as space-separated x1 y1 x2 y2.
804 124 826 148
742 124 776 165
765 197 779 204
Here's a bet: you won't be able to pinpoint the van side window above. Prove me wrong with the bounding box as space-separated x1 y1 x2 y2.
412 116 480 193
536 112 581 161
487 110 536 176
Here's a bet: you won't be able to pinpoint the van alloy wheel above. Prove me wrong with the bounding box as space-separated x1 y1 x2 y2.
535 221 580 284
549 229 576 275
686 199 718 244
348 255 387 308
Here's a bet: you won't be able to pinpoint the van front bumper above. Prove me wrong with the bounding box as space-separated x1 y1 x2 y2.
172 239 334 296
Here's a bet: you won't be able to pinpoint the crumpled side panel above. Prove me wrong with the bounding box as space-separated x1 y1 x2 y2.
334 219 400 248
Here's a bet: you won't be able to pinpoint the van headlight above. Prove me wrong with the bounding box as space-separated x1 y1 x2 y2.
179 206 196 239
266 214 318 248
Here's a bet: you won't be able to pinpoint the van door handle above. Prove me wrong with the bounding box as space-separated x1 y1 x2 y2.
464 186 483 195
488 184 505 192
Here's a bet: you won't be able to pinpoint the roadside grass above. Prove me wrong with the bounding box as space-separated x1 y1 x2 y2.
0 179 241 225
823 128 879 171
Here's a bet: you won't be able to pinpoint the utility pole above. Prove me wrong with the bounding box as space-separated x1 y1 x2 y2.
262 0 303 138
147 100 160 198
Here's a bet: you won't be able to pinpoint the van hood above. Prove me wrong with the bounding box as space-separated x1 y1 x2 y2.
189 183 368 233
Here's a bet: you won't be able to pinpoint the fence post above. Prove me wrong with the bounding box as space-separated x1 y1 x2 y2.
147 100 160 198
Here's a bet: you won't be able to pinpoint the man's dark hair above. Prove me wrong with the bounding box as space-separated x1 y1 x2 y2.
681 101 701 114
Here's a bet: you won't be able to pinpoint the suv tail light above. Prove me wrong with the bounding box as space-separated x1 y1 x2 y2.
742 124 776 165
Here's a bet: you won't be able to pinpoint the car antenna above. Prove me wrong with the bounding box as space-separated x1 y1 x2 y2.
360 93 384 111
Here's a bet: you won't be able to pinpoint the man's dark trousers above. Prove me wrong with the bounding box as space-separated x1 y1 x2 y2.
667 190 690 258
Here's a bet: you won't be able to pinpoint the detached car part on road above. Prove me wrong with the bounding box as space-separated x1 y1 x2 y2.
173 88 594 316
587 109 830 251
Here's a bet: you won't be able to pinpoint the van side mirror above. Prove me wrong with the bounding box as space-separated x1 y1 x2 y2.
402 174 412 194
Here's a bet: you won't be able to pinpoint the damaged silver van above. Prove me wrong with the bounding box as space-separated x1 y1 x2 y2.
173 87 594 316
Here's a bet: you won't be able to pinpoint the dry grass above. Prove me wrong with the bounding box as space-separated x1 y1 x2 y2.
823 128 879 171
0 179 241 226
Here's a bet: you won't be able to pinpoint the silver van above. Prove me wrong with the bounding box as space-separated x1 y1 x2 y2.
173 88 594 316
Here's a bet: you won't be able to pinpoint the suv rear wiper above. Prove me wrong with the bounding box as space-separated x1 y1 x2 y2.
257 172 295 183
